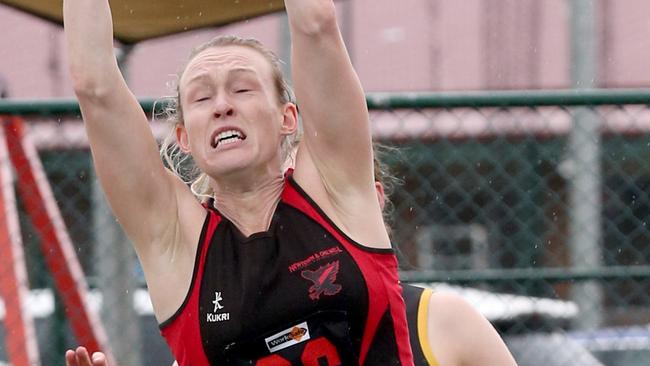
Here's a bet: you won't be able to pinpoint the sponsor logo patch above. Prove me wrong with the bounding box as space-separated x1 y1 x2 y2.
265 322 311 353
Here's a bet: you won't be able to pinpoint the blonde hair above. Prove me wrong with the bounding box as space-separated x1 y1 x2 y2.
157 36 301 200
373 142 403 235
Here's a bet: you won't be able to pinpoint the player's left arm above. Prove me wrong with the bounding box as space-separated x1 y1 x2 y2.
427 292 518 366
286 0 375 198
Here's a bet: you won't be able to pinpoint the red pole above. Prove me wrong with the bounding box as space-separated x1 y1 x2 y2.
3 116 115 364
0 121 40 366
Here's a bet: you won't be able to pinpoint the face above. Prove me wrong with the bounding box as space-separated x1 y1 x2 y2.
176 45 297 181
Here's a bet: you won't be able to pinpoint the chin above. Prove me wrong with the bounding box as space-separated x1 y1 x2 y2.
207 158 254 179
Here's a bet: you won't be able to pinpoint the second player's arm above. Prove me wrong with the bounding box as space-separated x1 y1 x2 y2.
428 293 518 366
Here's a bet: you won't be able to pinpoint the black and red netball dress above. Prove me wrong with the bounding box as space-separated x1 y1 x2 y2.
160 175 414 366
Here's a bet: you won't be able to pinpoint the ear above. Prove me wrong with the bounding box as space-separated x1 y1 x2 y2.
375 181 386 211
279 102 299 135
175 123 191 153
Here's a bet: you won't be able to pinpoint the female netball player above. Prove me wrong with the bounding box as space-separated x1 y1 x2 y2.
63 0 414 364
67 144 517 365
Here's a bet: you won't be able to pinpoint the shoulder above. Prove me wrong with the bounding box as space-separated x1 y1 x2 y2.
427 290 518 366
425 291 469 364
429 291 479 325
428 290 496 343
291 152 391 249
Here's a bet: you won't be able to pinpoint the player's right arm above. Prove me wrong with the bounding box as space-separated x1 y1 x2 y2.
63 0 204 320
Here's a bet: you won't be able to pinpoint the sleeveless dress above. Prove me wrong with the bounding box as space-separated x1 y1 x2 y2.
159 174 414 366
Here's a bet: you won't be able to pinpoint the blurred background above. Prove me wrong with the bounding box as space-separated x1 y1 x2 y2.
1 0 650 365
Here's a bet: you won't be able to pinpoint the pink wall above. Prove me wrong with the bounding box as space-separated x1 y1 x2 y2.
1 1 650 99
537 0 570 89
352 0 439 91
127 14 281 97
0 7 281 98
0 6 71 98
600 0 650 87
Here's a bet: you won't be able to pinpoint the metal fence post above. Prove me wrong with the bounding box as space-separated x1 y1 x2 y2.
92 44 143 366
568 0 603 330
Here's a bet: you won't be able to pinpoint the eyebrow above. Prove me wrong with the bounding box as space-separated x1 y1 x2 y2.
184 73 211 88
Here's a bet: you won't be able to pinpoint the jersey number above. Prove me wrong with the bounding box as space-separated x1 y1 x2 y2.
255 337 342 366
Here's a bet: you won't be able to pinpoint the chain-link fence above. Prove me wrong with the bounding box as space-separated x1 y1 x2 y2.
1 90 649 365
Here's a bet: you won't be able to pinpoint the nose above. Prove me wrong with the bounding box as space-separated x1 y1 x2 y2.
213 97 234 119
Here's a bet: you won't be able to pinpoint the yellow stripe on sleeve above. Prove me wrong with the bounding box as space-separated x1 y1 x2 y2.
417 288 440 366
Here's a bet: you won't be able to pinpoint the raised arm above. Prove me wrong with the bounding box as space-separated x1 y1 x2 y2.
287 1 388 247
287 0 374 192
63 0 197 247
64 0 203 319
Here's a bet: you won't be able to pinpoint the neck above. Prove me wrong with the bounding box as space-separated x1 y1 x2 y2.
211 168 285 237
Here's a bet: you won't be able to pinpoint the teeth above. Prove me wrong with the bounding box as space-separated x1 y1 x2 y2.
214 130 243 147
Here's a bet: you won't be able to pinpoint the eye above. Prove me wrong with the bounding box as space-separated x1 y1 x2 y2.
235 89 251 94
194 96 210 102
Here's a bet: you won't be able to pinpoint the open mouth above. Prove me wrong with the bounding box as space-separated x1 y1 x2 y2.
211 129 247 148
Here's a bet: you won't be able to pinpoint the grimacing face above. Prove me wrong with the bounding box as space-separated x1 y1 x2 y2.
175 45 297 181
